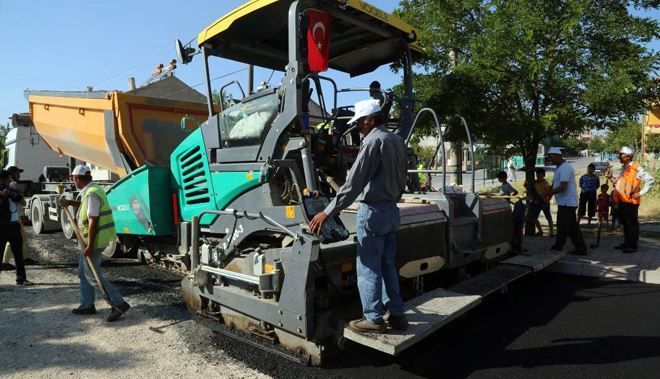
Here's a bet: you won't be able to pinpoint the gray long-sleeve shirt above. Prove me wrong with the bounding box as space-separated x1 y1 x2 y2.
323 125 407 217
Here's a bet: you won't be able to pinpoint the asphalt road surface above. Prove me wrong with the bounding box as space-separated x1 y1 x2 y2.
227 272 660 379
4 231 660 378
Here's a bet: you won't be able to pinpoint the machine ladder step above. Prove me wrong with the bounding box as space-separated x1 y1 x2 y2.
343 289 481 355
453 240 487 255
502 250 565 272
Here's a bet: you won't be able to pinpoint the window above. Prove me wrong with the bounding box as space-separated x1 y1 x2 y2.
219 92 278 147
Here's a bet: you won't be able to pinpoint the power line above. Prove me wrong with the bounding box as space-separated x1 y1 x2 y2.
155 67 248 99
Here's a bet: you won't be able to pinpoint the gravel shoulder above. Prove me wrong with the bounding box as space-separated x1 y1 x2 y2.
0 231 268 378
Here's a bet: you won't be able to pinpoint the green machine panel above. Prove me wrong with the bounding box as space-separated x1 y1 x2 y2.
107 165 174 236
170 128 263 225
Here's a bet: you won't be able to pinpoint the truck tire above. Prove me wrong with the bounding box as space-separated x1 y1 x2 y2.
60 193 77 239
60 208 75 239
31 199 46 234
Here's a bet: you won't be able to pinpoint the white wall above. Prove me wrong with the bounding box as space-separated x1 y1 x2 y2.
4 126 69 182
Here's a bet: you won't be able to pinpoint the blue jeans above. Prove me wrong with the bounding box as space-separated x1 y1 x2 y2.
356 202 404 323
77 250 125 308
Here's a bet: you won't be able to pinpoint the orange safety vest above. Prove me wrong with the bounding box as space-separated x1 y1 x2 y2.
614 162 641 205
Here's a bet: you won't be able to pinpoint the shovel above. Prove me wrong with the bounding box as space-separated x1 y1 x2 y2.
61 206 124 314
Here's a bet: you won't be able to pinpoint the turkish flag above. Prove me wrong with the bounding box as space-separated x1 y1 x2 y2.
307 10 332 72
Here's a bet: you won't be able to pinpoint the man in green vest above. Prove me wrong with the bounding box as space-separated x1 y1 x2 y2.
59 165 130 322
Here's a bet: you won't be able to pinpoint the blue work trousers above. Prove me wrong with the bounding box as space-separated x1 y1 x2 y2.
356 202 404 323
77 250 125 308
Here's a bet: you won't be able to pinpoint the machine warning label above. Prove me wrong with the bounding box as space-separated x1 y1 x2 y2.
286 206 296 219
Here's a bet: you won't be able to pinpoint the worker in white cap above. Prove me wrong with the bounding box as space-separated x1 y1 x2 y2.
546 147 587 255
309 99 408 334
59 165 130 321
605 146 655 253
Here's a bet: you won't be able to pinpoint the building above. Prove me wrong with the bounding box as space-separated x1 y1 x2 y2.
641 103 660 154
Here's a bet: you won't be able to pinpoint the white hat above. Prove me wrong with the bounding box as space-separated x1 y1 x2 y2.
71 165 91 176
619 146 634 155
546 146 563 155
347 99 381 125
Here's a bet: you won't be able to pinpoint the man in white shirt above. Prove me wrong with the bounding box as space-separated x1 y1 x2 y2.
60 165 130 322
546 147 587 255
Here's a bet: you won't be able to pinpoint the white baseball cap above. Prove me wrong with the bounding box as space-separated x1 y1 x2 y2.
619 146 634 155
546 146 563 155
71 165 91 176
347 99 381 125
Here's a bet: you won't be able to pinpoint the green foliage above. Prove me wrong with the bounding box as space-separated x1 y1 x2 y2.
396 0 660 180
211 90 234 111
645 133 660 153
545 135 587 156
0 123 10 167
604 120 642 152
588 136 606 153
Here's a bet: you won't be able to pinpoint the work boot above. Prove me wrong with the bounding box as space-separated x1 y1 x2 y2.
387 314 409 331
16 279 34 286
348 318 387 334
72 305 97 315
107 302 131 322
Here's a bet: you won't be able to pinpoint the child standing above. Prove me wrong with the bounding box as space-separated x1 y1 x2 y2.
497 171 519 196
596 184 610 224
529 168 554 236
578 163 600 224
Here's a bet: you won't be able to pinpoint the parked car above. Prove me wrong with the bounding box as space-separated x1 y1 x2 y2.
592 161 611 176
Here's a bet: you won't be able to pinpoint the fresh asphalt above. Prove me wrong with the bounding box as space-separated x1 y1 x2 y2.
213 272 660 379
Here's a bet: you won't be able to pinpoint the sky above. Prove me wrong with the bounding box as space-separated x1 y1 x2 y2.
0 1 657 126
0 0 401 124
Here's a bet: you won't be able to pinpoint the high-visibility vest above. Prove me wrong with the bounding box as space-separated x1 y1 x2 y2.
615 162 641 205
417 163 426 184
79 183 116 250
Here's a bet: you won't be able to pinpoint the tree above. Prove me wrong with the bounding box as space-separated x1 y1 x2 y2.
646 133 660 153
604 119 642 152
396 0 659 235
396 0 659 180
0 122 10 167
588 136 606 154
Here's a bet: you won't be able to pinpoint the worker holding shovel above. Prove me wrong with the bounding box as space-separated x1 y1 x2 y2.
59 165 130 322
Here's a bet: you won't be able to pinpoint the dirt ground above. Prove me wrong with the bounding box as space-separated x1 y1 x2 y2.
0 231 268 379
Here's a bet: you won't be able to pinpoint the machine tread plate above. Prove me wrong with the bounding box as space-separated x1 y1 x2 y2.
449 264 531 297
502 251 565 272
343 289 481 355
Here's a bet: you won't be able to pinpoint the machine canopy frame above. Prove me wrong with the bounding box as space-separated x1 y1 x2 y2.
197 0 424 76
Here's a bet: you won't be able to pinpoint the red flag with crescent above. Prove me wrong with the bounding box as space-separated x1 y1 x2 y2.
307 10 332 72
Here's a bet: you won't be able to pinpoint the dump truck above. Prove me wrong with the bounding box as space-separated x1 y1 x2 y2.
3 112 115 235
30 0 564 365
26 77 209 240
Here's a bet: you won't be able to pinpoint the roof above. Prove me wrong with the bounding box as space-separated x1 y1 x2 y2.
126 76 207 104
197 0 423 76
